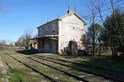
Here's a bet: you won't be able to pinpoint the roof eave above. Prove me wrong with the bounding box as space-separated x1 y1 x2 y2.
37 19 60 29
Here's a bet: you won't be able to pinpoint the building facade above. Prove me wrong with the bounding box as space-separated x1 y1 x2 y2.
32 10 86 54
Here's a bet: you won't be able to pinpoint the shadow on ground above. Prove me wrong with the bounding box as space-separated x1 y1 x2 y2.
16 49 40 55
70 55 124 71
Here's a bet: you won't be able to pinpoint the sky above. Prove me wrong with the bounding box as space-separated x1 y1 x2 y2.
0 0 123 43
0 0 89 43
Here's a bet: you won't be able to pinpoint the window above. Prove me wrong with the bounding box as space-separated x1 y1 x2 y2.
53 30 55 33
45 27 48 34
73 27 75 30
52 24 56 33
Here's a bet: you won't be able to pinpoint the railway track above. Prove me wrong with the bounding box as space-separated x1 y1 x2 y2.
42 56 124 74
4 50 124 82
0 55 23 82
3 52 58 82
4 61 23 82
33 55 124 82
4 51 91 82
26 56 115 82
27 57 89 82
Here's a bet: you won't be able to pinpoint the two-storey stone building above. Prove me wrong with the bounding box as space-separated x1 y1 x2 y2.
32 10 86 54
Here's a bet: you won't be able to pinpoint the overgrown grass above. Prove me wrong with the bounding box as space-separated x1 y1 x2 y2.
35 52 124 81
9 50 113 82
0 50 50 82
41 53 124 71
2 50 80 82
1 50 123 82
33 57 113 82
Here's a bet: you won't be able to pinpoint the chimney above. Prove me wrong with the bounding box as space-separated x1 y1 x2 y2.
67 9 73 14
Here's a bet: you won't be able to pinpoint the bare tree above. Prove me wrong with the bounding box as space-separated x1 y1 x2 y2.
0 40 6 50
94 0 124 56
85 0 98 55
15 29 33 49
23 29 33 49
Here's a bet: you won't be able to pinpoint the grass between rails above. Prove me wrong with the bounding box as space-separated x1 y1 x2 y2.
36 54 124 81
31 56 113 82
0 50 50 82
1 50 124 82
41 54 124 72
4 50 80 82
13 49 124 71
11 50 114 82
20 50 124 81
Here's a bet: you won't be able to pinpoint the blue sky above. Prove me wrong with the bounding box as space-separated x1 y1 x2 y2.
0 0 88 43
0 0 123 43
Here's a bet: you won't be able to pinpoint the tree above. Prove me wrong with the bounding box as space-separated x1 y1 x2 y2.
87 23 103 55
0 40 6 50
15 35 24 48
85 0 98 55
103 9 124 57
23 29 32 49
15 29 32 49
81 34 86 47
85 0 124 56
95 24 103 55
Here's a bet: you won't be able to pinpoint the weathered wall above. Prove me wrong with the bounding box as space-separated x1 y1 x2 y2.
37 20 59 53
58 13 86 53
38 38 58 53
38 20 58 36
37 13 86 54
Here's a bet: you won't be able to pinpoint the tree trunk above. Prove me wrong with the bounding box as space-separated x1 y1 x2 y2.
111 47 118 57
99 43 101 56
92 43 95 55
92 15 95 56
